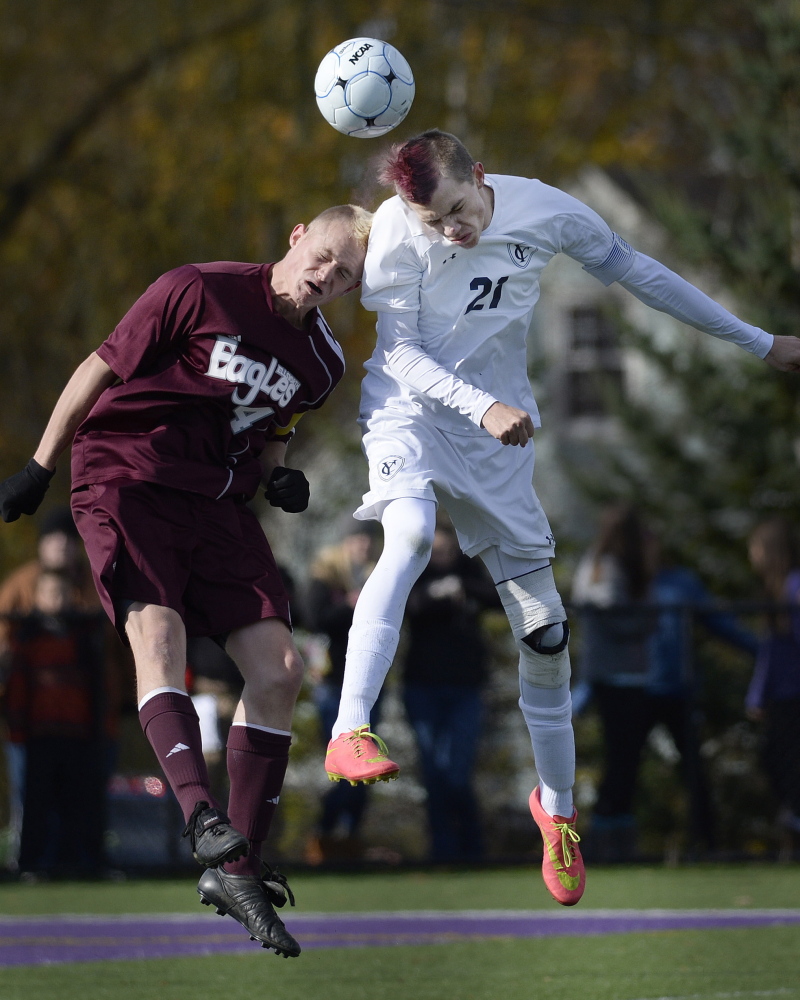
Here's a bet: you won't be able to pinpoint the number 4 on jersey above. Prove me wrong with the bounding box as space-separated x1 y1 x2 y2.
465 275 509 314
231 405 275 434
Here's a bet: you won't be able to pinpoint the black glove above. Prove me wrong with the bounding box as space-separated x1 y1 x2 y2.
0 459 55 523
265 466 310 513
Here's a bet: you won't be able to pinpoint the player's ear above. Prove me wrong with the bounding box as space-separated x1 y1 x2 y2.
288 224 308 248
344 280 362 294
473 163 486 187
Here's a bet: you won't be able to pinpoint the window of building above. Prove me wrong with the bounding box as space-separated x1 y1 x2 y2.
564 307 624 419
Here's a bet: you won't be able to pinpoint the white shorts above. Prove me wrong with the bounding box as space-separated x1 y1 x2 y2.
355 408 556 560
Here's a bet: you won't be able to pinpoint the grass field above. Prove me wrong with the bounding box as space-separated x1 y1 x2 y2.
2 864 799 1000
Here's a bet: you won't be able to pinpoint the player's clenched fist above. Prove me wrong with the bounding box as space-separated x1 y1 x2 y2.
0 459 55 522
480 401 535 447
265 466 310 513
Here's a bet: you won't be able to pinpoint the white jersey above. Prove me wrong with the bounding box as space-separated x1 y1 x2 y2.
360 174 772 438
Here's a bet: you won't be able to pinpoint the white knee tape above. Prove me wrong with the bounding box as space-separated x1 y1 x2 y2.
497 567 571 688
518 643 571 689
497 566 566 635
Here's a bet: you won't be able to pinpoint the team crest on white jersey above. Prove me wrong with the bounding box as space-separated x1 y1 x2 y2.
377 455 405 481
507 243 537 269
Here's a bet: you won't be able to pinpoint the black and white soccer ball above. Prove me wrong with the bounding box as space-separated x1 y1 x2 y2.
315 37 415 138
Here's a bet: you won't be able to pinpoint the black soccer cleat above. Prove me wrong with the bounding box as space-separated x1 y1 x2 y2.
197 866 301 958
182 800 249 869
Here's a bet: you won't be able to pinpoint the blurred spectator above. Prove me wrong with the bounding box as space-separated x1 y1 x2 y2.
0 507 97 640
647 542 758 854
0 506 110 870
401 520 499 862
574 506 759 859
304 523 382 862
3 570 110 876
746 517 800 845
571 503 657 860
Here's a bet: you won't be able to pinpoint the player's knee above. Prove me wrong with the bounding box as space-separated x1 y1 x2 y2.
495 565 571 689
386 523 435 572
381 498 436 571
228 621 304 697
267 643 304 692
245 647 304 706
125 604 186 685
518 632 571 688
521 620 570 655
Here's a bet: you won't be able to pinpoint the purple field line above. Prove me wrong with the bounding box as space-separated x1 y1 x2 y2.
0 909 798 967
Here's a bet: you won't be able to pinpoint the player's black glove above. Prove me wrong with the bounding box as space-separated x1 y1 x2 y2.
0 459 55 523
265 466 310 513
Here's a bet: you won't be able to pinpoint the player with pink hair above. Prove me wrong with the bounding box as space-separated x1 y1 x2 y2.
324 129 800 905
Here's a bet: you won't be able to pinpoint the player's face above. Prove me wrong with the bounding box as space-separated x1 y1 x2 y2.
284 221 364 311
409 163 493 249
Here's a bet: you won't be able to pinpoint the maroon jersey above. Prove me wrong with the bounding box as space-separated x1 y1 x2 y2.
71 263 345 500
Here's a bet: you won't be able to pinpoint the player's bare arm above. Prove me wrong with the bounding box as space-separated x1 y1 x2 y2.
34 352 117 470
1 352 116 523
481 401 535 447
763 334 800 372
260 439 290 483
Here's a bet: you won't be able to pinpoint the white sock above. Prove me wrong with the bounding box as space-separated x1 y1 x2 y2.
331 497 437 740
518 678 575 818
333 619 400 736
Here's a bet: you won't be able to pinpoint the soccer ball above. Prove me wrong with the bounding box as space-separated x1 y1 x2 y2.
314 37 415 138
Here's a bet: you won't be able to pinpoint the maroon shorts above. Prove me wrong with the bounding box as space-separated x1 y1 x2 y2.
71 478 290 640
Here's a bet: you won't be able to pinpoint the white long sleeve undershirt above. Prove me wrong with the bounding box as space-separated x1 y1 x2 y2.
379 312 498 427
617 252 773 358
377 241 772 428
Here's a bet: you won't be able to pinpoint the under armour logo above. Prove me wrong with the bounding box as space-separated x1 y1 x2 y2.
378 455 405 481
166 742 190 757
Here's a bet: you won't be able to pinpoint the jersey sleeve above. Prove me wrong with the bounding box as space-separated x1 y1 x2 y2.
534 186 630 277
617 253 773 357
543 186 773 357
364 199 496 424
360 199 424 314
96 265 205 381
378 312 498 426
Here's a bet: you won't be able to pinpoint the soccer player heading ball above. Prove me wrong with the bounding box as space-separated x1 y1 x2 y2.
324 129 800 905
0 204 372 956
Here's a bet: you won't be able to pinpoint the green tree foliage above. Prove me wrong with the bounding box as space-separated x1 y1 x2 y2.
564 0 800 591
0 0 659 569
1 0 797 579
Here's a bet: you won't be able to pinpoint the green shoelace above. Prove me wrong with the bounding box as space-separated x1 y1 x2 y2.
552 820 581 868
347 725 391 760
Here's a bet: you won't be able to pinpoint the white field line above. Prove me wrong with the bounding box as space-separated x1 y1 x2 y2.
626 989 797 1000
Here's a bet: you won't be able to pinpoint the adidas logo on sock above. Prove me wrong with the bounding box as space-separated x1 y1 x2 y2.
166 742 190 757
266 795 280 805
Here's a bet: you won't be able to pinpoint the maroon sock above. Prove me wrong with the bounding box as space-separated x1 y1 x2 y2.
138 691 218 822
223 724 291 876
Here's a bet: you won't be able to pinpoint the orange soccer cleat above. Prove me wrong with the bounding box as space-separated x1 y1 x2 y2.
529 785 586 906
325 725 400 785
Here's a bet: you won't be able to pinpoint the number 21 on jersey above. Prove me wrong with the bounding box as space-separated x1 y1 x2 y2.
465 275 509 314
